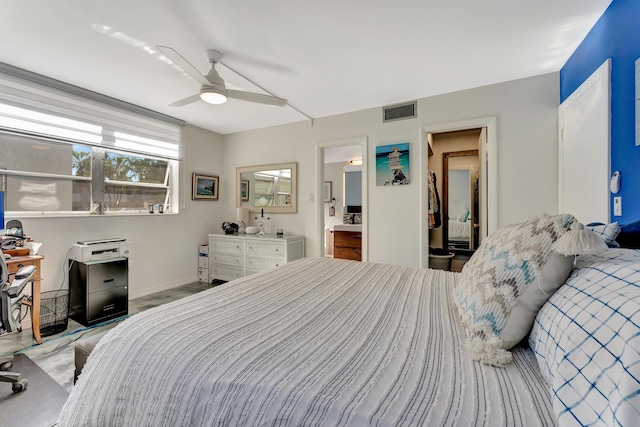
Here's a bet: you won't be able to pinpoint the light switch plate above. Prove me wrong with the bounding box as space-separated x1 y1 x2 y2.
614 196 622 216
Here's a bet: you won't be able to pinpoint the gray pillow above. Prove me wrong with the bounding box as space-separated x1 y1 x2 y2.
499 252 572 348
455 214 576 366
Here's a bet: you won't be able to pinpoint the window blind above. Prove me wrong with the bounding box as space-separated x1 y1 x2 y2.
0 62 184 160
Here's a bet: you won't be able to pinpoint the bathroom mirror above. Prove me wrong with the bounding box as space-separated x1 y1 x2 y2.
236 162 297 213
343 165 362 214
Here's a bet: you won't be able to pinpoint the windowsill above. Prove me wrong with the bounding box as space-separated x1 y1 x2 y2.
4 210 179 219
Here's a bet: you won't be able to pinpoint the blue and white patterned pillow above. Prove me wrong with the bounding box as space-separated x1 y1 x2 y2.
529 249 640 426
586 222 621 248
455 214 576 366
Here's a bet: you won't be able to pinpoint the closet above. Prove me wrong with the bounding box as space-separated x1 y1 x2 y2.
427 129 483 271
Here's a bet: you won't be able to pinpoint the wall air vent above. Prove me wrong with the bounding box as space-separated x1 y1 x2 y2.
383 101 417 123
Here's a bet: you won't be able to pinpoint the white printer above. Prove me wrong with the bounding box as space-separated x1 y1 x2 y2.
70 238 132 262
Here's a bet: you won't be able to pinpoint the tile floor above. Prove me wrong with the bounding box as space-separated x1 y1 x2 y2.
0 280 214 392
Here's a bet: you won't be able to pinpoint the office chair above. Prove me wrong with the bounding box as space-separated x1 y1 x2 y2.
0 253 35 393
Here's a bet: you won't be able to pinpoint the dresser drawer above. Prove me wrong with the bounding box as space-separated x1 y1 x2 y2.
210 264 243 281
209 238 244 254
334 231 362 248
245 256 283 271
210 253 244 267
245 242 285 257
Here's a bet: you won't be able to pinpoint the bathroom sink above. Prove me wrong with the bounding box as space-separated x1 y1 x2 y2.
333 224 362 232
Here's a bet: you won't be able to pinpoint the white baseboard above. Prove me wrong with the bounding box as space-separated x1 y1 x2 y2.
127 276 199 300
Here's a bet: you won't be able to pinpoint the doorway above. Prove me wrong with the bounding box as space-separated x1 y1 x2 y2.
420 117 497 269
316 136 368 261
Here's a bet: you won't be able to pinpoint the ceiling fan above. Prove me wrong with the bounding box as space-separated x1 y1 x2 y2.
156 45 287 108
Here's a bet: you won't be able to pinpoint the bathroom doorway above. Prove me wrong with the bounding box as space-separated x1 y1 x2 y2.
316 136 368 261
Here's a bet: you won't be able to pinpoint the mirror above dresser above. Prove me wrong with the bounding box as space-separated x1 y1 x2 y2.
236 162 297 213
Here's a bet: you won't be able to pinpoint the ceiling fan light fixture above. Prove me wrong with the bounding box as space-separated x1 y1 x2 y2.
200 86 227 105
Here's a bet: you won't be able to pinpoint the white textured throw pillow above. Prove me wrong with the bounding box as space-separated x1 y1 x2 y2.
455 214 576 366
585 222 621 247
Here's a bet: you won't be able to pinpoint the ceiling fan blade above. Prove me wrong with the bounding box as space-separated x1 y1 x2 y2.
227 90 287 107
156 45 210 87
169 94 201 107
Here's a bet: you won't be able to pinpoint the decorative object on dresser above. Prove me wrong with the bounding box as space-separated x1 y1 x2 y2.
236 208 249 234
208 233 304 281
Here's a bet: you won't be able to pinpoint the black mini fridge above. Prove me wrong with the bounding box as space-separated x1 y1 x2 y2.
69 258 128 326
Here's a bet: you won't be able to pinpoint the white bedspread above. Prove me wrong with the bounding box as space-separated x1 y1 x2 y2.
59 258 556 426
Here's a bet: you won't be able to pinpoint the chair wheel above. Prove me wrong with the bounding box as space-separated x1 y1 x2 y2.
12 379 28 393
0 361 12 371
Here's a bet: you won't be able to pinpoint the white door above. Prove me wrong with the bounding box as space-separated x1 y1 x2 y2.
558 59 611 224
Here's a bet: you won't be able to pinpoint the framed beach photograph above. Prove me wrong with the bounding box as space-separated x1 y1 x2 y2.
376 142 410 186
192 173 219 200
240 179 250 201
324 181 332 203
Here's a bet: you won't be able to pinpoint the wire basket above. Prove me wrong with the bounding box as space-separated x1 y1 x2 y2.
39 290 70 337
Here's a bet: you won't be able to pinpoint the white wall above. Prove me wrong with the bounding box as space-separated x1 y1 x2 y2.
20 124 226 298
12 72 561 298
222 72 560 267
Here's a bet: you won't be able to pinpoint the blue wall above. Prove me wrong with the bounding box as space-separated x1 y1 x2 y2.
560 0 640 223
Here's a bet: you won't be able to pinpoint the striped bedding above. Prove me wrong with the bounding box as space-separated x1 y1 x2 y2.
59 257 556 426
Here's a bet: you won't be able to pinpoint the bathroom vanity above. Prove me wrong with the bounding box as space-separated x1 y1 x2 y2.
333 224 362 261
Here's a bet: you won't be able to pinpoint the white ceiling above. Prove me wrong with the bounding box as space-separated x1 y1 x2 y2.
0 0 611 135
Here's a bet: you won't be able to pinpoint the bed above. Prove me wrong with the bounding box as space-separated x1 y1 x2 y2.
58 216 640 426
448 218 471 241
59 257 557 426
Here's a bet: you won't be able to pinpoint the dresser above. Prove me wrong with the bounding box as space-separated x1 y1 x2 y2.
208 234 305 281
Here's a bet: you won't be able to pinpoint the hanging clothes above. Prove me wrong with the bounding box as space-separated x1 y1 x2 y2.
428 170 442 229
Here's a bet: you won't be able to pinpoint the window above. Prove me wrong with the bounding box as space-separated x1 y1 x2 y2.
0 63 183 216
103 150 172 211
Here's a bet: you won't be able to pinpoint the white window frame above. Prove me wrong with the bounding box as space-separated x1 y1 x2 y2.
0 62 183 217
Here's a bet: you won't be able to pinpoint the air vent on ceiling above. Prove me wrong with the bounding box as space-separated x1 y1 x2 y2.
383 101 417 123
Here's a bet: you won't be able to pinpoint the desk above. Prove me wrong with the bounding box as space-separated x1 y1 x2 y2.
5 255 44 344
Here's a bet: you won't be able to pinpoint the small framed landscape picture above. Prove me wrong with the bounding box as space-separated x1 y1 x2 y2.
240 179 250 201
192 173 219 200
